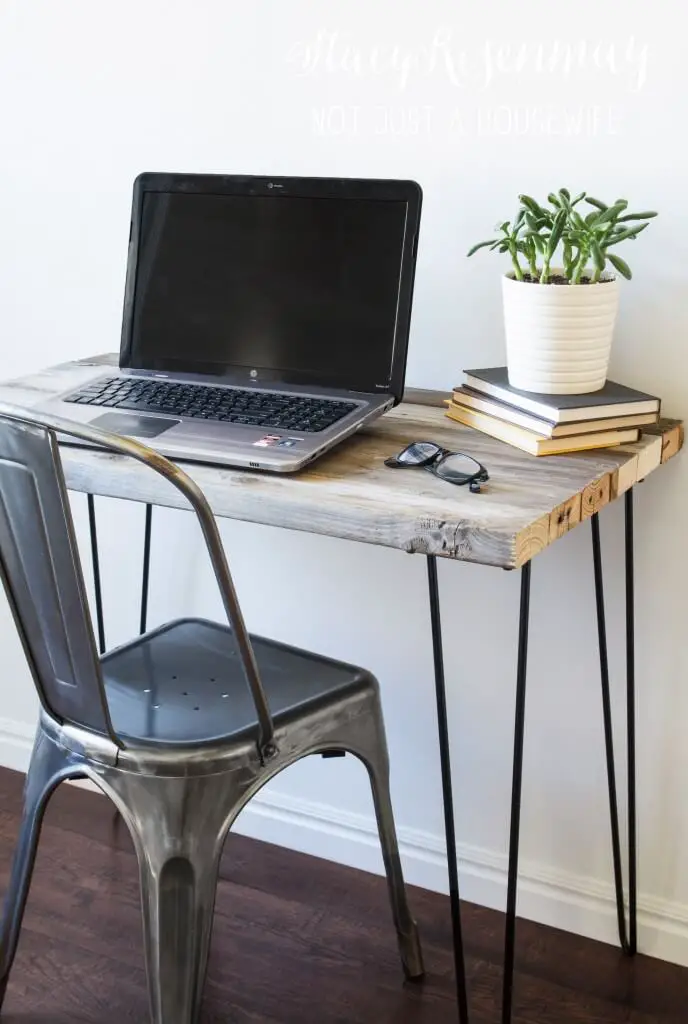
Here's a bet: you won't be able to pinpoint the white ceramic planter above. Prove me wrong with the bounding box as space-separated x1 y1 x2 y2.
502 271 620 394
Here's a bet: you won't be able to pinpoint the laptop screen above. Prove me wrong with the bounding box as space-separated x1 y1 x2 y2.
124 189 414 394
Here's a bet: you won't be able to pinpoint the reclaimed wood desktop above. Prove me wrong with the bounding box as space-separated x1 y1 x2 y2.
0 353 682 1024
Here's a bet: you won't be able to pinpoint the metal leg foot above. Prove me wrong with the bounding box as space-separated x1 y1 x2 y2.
501 561 532 1024
427 556 470 1024
0 728 70 1002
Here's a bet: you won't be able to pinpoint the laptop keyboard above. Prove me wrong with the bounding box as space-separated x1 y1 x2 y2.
66 377 359 433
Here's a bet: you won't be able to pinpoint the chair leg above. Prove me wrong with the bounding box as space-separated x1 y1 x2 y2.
97 771 233 1024
0 727 69 1008
366 754 425 980
352 707 424 981
137 850 220 1024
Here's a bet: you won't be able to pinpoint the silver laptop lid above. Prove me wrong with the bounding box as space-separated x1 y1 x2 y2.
119 173 422 404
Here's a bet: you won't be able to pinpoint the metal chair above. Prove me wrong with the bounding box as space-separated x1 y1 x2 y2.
0 404 424 1023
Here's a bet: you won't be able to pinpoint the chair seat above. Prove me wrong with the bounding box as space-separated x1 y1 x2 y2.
101 617 371 747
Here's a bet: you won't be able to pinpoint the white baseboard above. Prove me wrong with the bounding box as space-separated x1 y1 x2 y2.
3 716 687 967
0 717 36 772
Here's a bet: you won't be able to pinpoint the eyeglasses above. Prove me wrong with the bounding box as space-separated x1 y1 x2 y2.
384 441 489 493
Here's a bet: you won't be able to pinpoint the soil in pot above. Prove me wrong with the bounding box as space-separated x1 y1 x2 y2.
517 274 615 285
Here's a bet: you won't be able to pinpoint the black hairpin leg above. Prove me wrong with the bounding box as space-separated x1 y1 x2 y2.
87 494 106 654
427 556 470 1024
591 490 637 956
626 490 637 954
140 504 153 634
501 561 532 1024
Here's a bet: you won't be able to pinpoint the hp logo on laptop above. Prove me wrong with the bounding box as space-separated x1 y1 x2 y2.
250 369 258 379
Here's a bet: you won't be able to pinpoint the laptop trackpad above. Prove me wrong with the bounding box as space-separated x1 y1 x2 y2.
90 413 180 439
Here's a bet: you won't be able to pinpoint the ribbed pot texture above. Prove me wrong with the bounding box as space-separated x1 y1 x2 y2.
502 271 620 394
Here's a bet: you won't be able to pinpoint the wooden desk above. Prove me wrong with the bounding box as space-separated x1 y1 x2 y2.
1 353 682 1024
3 353 681 568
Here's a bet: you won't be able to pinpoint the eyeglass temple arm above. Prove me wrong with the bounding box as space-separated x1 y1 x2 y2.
0 403 276 759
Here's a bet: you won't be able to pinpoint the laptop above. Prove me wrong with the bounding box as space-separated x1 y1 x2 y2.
41 172 422 472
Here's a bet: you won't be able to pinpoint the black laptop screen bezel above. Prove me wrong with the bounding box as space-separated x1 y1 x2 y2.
119 173 423 404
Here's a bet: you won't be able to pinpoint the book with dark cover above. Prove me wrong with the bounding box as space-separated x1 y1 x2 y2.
460 367 660 424
452 387 658 438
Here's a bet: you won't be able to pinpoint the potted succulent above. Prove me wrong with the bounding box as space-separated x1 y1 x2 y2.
468 190 657 394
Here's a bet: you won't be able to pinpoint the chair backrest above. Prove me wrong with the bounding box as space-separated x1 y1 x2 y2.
0 416 113 736
0 404 275 758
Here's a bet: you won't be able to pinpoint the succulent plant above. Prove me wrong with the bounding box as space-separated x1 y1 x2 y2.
468 190 657 284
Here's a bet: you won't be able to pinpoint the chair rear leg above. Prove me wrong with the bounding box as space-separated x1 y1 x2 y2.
366 753 424 980
0 727 69 1008
352 711 424 981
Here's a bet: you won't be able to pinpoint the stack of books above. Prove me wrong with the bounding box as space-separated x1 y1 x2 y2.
446 367 660 456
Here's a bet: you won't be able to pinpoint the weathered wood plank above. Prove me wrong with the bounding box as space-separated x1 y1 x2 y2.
0 355 681 570
581 474 612 519
514 513 552 567
549 494 582 541
616 433 663 483
644 417 684 464
610 455 639 500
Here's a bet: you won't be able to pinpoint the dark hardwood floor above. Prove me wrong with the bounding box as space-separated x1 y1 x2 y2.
0 765 685 1023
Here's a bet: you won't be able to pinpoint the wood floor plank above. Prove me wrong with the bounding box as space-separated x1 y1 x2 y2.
0 767 685 1023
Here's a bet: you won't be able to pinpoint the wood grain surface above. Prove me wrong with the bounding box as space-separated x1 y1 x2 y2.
0 354 681 569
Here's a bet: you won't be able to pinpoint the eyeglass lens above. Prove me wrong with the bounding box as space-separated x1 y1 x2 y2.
434 452 484 483
397 441 442 464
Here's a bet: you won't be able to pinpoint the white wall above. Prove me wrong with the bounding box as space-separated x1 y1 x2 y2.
1 0 687 964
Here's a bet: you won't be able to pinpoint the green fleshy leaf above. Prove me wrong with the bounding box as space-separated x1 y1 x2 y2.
616 211 658 222
595 200 628 225
591 239 605 272
585 197 608 211
607 252 632 279
467 239 499 256
547 209 566 256
519 194 546 216
607 223 649 245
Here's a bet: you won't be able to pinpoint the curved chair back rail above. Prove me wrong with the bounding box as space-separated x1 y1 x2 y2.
0 401 274 757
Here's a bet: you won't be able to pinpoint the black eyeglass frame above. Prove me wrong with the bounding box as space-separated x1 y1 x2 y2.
384 441 489 493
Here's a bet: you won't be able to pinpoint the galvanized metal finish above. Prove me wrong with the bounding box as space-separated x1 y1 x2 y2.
0 418 113 736
2 696 423 1023
0 401 274 758
0 404 423 1023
